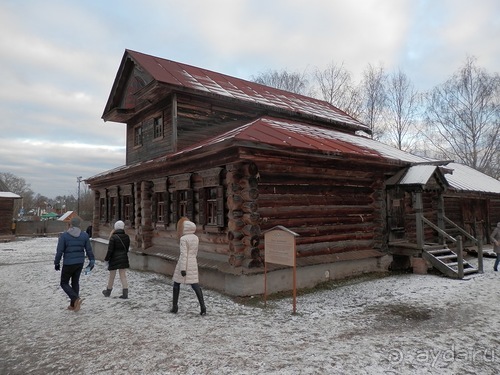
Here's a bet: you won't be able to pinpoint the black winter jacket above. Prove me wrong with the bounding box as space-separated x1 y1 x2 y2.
105 229 130 270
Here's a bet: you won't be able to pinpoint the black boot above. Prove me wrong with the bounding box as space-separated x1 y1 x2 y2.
102 288 112 297
170 283 180 313
193 284 206 315
119 288 128 299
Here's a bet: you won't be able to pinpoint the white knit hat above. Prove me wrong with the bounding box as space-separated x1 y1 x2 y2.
114 220 125 230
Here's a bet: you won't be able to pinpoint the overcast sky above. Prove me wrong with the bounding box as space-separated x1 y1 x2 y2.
1 0 499 198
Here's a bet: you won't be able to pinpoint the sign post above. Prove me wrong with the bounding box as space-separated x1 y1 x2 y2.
263 226 299 314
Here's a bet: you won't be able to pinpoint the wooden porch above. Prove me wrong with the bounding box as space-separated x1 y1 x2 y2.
387 167 484 279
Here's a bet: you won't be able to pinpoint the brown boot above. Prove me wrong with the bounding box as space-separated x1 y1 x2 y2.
73 298 83 312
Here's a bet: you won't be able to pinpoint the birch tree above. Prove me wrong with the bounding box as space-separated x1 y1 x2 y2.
384 69 421 151
314 61 362 118
359 63 387 139
424 56 500 176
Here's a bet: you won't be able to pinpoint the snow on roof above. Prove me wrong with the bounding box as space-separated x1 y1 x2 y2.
0 192 21 199
58 211 74 221
445 162 500 194
178 116 434 164
126 50 369 133
398 165 440 185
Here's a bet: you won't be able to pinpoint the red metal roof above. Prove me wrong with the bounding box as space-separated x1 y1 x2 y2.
126 49 369 133
176 116 432 163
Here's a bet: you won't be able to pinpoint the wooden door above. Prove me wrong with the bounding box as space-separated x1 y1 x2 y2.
462 199 488 244
387 188 406 241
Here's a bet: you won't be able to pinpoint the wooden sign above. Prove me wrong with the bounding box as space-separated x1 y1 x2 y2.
265 227 297 266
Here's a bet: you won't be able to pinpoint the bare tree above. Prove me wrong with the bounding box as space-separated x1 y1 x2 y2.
251 69 309 95
313 61 363 118
359 63 387 139
384 69 422 151
424 56 500 175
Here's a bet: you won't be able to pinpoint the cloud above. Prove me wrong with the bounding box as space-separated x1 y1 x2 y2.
0 0 499 198
0 138 125 197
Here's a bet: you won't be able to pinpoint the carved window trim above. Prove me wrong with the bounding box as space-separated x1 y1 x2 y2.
99 189 107 223
197 168 225 228
152 178 169 227
170 173 193 223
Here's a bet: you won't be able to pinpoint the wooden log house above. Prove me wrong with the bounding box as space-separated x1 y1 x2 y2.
86 50 500 295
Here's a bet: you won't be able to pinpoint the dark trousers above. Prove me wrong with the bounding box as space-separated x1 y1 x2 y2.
60 263 83 305
173 282 202 293
495 254 500 270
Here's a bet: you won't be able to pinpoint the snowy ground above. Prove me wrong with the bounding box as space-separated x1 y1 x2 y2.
1 237 499 375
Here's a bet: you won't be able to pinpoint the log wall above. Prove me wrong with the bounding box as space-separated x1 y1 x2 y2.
254 159 386 258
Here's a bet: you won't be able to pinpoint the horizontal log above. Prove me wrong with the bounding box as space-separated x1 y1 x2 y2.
259 176 375 188
243 212 260 225
291 223 375 236
229 183 243 193
242 202 258 213
294 232 373 245
239 177 258 189
258 194 373 207
232 241 246 253
241 188 259 201
260 215 375 228
226 171 244 183
258 205 374 218
259 183 373 195
258 162 375 178
228 210 244 219
227 194 243 210
295 240 375 256
243 224 261 237
227 231 244 241
228 219 245 231
228 241 247 253
243 235 260 247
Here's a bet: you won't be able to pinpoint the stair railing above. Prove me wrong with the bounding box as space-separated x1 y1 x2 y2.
419 215 482 276
443 216 483 273
421 216 457 244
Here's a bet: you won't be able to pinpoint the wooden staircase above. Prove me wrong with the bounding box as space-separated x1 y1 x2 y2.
422 247 478 278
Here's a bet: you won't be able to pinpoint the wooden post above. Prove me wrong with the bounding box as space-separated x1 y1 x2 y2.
437 194 445 245
264 261 267 307
263 226 299 314
415 191 424 250
292 240 297 315
474 220 484 273
457 235 464 279
478 238 484 273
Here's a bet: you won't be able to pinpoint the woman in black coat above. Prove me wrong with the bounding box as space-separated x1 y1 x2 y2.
102 220 131 299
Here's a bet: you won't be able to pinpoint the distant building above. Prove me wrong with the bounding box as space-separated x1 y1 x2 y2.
0 179 21 239
58 211 82 224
